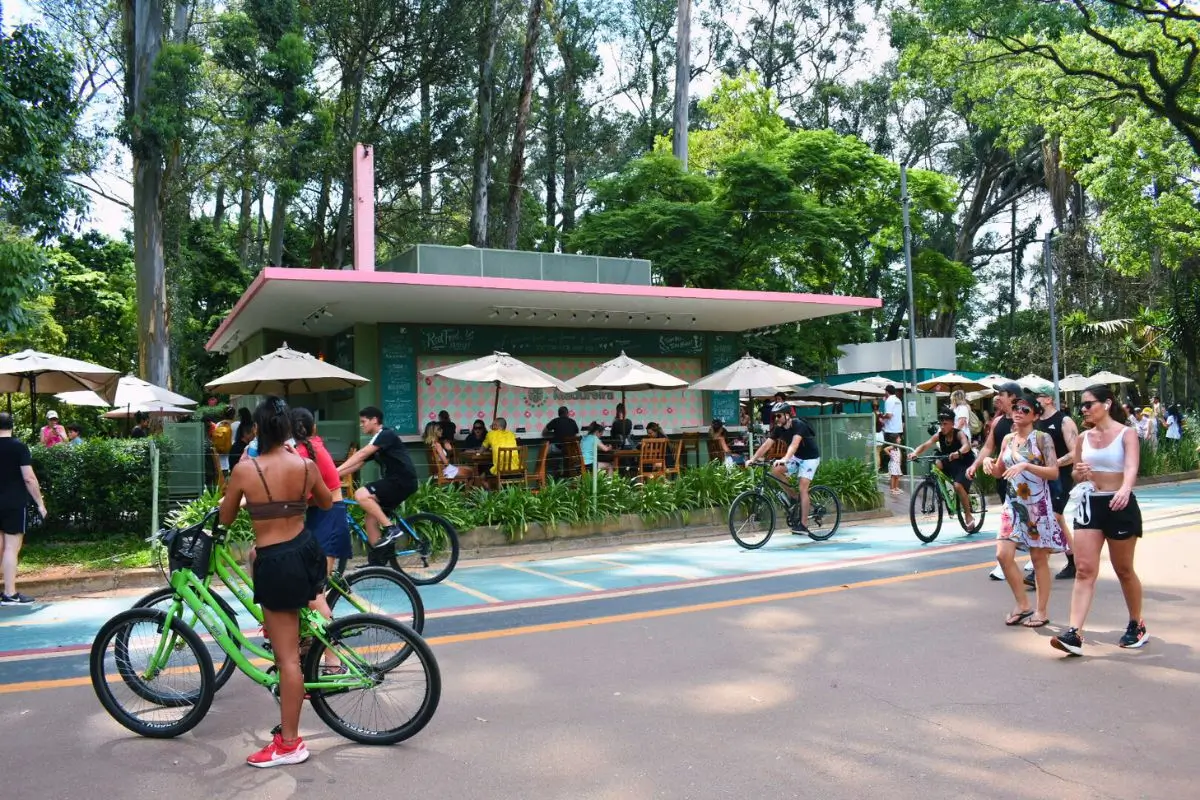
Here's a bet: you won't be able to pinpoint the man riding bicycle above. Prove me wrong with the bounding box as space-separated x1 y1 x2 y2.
336 406 419 560
909 410 976 529
748 402 821 535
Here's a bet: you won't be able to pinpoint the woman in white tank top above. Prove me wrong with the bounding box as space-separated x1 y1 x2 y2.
1050 385 1147 657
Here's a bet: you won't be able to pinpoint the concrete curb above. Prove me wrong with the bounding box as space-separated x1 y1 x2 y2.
21 507 894 597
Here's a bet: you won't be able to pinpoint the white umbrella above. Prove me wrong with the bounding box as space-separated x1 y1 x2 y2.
57 374 197 410
422 351 576 418
861 375 914 390
104 402 194 419
566 351 686 406
829 379 887 396
1016 373 1050 391
916 372 988 392
689 354 811 392
206 344 369 397
794 383 861 403
1088 369 1134 385
1058 373 1091 392
976 374 1007 388
0 349 119 435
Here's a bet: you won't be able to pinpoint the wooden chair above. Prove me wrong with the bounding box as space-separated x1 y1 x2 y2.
492 446 528 489
638 438 669 480
679 432 701 469
429 445 469 489
527 442 551 492
664 438 684 479
560 440 584 479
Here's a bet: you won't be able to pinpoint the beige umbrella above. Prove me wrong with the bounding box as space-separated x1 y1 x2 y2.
794 383 860 403
0 349 119 436
689 354 811 392
829 379 887 396
422 351 576 418
1088 369 1134 385
916 372 988 393
566 351 686 407
104 402 194 419
1058 373 1091 392
206 344 369 397
976 374 1008 388
861 375 914 390
58 374 197 410
1016 373 1050 391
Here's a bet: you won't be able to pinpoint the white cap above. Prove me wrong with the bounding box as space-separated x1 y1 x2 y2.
46 410 59 419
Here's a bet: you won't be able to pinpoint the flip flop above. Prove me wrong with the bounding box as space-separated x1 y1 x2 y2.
1022 616 1049 628
1006 610 1035 626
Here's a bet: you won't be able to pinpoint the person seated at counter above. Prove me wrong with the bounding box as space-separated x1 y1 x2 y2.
482 417 519 476
543 405 579 447
424 422 474 484
709 419 745 466
610 403 633 443
437 410 456 443
642 422 676 468
462 419 487 449
580 422 614 474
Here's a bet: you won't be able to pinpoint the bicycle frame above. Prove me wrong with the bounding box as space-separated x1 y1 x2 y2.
343 499 419 549
913 457 961 514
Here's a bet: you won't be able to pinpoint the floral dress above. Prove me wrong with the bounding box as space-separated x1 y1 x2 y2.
998 430 1066 551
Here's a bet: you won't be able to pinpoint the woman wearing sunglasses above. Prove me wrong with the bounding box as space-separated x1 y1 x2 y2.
981 391 1067 628
1051 385 1146 656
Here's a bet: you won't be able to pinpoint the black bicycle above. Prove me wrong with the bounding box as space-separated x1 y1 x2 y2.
728 461 842 549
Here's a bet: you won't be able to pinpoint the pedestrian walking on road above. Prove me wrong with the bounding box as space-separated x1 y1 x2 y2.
0 412 47 605
1035 385 1079 580
982 392 1066 629
1051 386 1147 657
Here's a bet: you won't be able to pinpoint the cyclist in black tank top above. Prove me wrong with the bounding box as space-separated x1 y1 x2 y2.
1035 385 1079 578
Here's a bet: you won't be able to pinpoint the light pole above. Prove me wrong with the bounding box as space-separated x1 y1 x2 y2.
1044 232 1061 407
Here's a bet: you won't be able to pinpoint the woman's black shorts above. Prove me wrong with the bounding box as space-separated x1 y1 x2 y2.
1072 493 1142 540
253 529 327 611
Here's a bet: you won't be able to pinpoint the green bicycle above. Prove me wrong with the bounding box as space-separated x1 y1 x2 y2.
909 454 987 542
90 513 440 745
132 511 425 693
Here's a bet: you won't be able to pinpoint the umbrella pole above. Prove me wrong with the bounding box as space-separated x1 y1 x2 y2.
492 381 500 421
29 375 36 442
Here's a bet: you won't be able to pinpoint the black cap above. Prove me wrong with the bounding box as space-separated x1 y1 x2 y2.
937 410 954 421
995 381 1023 396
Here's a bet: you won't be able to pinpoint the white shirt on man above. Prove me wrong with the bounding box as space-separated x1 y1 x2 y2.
882 394 903 434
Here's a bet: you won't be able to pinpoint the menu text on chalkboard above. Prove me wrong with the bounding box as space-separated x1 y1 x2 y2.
379 325 418 434
709 334 740 424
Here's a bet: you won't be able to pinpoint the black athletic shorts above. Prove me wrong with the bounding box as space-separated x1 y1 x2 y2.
0 507 26 535
1073 493 1142 540
365 476 417 514
252 528 327 611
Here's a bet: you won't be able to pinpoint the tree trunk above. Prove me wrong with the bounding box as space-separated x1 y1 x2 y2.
212 181 225 229
236 138 254 264
543 79 558 252
126 0 170 386
470 0 503 247
332 70 365 270
503 0 544 250
309 170 331 268
419 80 433 220
268 182 291 267
1008 197 1017 342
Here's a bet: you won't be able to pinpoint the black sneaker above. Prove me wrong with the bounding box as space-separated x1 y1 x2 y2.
1118 620 1148 649
1056 561 1076 580
1051 627 1084 656
790 525 811 536
1024 573 1036 589
0 592 34 605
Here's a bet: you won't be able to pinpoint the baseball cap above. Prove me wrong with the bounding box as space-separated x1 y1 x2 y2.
1143 407 1153 416
995 381 1023 396
937 410 954 421
46 410 59 419
1033 383 1054 397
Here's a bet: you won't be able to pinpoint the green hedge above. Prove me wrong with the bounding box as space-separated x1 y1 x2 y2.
29 438 164 536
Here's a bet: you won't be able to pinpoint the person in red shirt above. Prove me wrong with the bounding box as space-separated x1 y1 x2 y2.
290 408 350 574
40 411 66 447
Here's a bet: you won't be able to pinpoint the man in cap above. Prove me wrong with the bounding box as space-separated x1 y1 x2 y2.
1034 383 1079 580
749 402 821 535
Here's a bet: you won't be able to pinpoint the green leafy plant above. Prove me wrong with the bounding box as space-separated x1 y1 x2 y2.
468 485 537 539
163 485 253 542
812 458 882 511
635 476 678 522
529 478 581 528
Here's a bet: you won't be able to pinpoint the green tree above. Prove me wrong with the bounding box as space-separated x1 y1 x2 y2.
0 225 49 332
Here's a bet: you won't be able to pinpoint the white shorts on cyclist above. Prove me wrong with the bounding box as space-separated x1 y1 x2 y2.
783 457 820 482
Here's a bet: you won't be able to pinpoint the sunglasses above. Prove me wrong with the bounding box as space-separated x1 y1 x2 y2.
1012 405 1035 414
1079 400 1100 411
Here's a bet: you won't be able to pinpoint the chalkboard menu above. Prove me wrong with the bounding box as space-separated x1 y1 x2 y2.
419 325 704 358
379 325 418 434
709 334 740 424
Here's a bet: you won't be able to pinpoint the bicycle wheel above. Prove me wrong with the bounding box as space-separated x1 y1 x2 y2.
387 513 459 585
728 490 775 549
90 608 215 738
910 481 944 542
805 486 842 541
131 587 240 692
304 614 441 745
327 566 425 634
957 483 987 534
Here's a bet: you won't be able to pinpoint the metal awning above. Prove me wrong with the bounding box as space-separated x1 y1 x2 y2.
206 268 881 353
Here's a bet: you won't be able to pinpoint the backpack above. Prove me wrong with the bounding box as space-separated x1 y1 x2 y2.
212 421 234 454
968 409 983 437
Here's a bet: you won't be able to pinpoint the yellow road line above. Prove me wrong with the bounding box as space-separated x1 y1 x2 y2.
441 580 501 604
502 563 601 591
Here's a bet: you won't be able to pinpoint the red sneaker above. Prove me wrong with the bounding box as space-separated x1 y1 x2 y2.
246 733 309 768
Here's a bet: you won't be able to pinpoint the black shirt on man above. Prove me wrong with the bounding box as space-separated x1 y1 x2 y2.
545 416 580 444
0 438 32 510
369 427 418 485
769 418 820 461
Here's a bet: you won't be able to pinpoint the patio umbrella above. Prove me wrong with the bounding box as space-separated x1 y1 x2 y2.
977 374 1008 388
828 379 887 396
422 351 576 418
794 383 859 403
1016 373 1050 391
861 375 914 390
1088 369 1134 385
566 350 686 407
1058 373 1091 392
916 372 988 393
688 354 811 392
57 374 197 410
0 349 119 436
206 344 369 398
103 402 195 419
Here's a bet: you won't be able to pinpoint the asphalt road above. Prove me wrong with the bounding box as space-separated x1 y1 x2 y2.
2 483 1200 799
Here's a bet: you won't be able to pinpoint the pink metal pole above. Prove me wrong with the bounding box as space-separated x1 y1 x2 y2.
352 143 375 272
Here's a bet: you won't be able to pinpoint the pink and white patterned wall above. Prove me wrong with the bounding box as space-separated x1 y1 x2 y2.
418 356 704 434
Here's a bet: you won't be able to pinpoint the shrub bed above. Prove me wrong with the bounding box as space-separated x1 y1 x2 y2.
29 438 164 536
